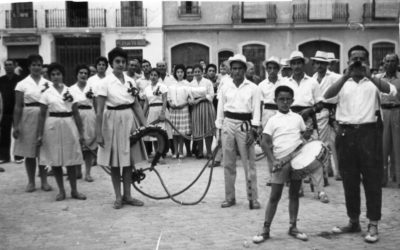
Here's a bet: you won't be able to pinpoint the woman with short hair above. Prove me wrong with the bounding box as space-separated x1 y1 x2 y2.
37 62 86 201
70 64 97 182
188 64 216 159
13 54 52 192
96 47 147 209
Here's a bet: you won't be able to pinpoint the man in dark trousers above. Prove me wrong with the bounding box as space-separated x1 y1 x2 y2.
0 59 23 166
325 45 396 243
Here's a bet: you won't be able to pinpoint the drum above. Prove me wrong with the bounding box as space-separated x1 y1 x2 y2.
290 140 330 180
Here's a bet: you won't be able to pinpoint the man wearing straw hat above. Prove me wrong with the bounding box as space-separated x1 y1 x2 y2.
279 58 292 78
311 51 342 181
216 54 261 210
281 50 329 203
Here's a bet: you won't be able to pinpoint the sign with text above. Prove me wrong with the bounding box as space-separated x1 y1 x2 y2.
116 39 149 47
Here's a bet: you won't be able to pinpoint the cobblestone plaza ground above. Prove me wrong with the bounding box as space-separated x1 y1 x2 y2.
1 154 400 250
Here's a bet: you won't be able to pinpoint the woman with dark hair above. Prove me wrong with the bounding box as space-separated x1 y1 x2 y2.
70 64 97 182
168 64 192 159
188 64 216 159
37 62 86 201
96 47 147 209
13 54 52 192
205 64 219 111
143 68 172 163
88 56 108 97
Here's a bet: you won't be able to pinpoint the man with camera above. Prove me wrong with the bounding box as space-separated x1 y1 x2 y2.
324 45 397 243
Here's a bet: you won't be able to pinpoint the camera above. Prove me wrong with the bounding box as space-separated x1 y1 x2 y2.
353 61 362 67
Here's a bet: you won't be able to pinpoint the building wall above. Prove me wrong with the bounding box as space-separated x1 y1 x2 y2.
163 0 399 73
0 0 163 75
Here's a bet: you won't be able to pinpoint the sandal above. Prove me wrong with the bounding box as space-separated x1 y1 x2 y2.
252 228 270 244
41 183 53 192
25 183 36 193
55 192 66 201
122 197 144 206
85 176 94 182
71 192 87 200
113 199 123 209
288 227 308 241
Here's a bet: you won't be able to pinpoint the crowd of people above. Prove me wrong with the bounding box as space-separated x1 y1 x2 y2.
0 44 399 245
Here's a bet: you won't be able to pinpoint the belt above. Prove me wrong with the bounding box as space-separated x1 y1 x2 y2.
107 104 133 110
224 111 252 121
25 102 41 107
322 103 336 110
78 105 92 110
170 104 188 110
381 103 400 109
264 103 278 110
339 122 376 129
149 103 163 107
290 106 311 113
194 98 208 104
49 112 72 117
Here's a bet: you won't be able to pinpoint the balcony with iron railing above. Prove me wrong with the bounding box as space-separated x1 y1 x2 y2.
292 3 349 23
5 10 37 28
45 8 106 28
232 3 277 25
178 5 201 19
363 2 399 23
116 8 147 27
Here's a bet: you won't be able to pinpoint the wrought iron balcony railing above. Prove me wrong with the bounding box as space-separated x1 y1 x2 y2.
116 8 147 27
45 8 106 28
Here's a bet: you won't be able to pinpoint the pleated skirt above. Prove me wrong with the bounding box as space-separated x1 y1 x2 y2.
39 117 84 166
169 106 191 135
79 109 97 150
98 109 147 167
145 105 173 141
13 107 40 158
191 101 216 138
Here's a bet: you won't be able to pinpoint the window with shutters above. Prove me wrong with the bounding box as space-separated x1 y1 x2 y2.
11 2 34 28
373 0 399 19
308 0 333 20
372 42 395 69
120 1 144 27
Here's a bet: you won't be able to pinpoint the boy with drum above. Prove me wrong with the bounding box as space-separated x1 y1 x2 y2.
253 85 312 243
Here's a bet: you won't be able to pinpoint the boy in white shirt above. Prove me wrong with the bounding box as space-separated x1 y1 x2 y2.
253 85 310 243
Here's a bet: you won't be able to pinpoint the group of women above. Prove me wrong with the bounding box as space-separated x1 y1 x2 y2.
14 47 225 209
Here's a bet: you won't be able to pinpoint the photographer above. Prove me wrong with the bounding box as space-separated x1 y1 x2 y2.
325 45 396 243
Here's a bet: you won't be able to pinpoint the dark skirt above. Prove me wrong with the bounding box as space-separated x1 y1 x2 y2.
191 100 215 138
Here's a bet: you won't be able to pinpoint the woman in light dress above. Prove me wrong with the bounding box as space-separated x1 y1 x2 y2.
70 64 97 182
143 68 172 164
13 54 52 192
96 47 147 209
37 63 86 201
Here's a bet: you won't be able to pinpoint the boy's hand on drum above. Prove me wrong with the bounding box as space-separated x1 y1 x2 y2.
272 160 282 173
97 135 104 147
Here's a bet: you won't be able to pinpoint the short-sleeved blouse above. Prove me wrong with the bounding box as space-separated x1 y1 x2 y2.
39 85 82 112
143 82 168 105
96 73 137 107
15 75 52 104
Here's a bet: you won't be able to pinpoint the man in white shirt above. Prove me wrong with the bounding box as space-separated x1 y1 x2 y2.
325 45 397 243
216 54 261 209
311 51 342 181
376 54 400 188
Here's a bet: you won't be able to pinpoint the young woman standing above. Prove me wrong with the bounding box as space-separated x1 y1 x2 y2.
13 54 52 192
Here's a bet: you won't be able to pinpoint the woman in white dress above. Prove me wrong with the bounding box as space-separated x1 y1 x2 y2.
70 65 97 182
13 54 52 192
37 63 86 201
143 68 172 164
96 47 147 209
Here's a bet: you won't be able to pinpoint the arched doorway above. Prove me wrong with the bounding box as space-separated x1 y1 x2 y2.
218 50 233 72
171 42 209 68
372 42 395 69
242 44 266 79
299 40 340 75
